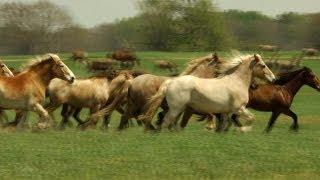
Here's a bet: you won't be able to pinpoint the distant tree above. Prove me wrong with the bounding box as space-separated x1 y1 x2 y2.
224 10 277 50
0 1 73 54
276 12 308 49
305 13 320 49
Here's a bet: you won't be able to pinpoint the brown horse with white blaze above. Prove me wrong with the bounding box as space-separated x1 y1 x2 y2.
0 54 75 129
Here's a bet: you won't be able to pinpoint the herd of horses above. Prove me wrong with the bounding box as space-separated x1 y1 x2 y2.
0 52 319 133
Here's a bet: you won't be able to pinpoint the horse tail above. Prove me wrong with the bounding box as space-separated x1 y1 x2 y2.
92 73 133 118
138 79 172 123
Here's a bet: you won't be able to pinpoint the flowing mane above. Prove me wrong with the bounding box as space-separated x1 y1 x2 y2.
217 52 253 76
180 54 214 76
21 54 60 71
274 67 309 85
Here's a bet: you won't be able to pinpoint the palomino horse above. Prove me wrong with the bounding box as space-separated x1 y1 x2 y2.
108 53 223 130
45 71 134 130
139 54 276 130
222 67 320 132
0 54 75 129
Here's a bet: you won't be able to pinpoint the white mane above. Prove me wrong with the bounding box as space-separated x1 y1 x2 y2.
218 51 254 75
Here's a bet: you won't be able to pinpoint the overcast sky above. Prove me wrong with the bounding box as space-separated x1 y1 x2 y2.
1 0 320 27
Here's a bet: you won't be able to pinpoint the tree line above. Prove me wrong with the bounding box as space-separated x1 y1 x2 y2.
0 0 319 55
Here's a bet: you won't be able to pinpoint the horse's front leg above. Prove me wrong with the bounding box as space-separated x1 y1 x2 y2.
237 106 255 125
33 103 51 129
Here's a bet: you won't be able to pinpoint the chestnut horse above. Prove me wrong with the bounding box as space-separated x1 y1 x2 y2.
0 54 75 129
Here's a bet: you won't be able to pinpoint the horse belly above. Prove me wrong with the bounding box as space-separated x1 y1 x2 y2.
188 88 233 114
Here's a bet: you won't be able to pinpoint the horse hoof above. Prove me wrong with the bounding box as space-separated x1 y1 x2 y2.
238 126 252 133
37 122 50 129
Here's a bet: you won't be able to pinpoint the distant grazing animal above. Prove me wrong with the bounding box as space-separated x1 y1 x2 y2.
88 59 118 71
71 49 88 61
154 60 178 73
302 48 318 56
139 54 275 131
0 54 75 129
108 49 140 67
258 45 279 52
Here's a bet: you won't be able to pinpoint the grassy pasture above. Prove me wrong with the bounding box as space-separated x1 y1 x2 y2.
0 51 320 179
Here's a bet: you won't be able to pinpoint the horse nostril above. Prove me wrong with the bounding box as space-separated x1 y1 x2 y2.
70 77 75 83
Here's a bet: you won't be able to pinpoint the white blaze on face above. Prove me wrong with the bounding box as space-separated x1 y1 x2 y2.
256 54 276 83
48 53 75 83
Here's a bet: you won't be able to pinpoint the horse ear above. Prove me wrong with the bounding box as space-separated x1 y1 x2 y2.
254 54 260 63
212 52 219 62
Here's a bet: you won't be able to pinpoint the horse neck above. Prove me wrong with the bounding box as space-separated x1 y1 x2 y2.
230 60 253 89
284 73 305 97
189 64 216 78
28 64 54 88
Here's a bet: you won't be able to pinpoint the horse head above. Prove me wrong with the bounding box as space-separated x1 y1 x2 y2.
302 67 320 91
48 54 75 83
251 54 276 83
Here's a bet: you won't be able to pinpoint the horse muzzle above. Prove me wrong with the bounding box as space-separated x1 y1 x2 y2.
67 76 75 84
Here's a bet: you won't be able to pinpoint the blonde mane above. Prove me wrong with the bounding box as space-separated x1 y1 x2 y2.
180 54 214 76
21 53 60 71
217 51 254 76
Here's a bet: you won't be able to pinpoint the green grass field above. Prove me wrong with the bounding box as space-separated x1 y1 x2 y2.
0 51 320 179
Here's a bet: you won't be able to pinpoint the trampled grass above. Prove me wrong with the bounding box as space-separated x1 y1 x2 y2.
0 51 320 179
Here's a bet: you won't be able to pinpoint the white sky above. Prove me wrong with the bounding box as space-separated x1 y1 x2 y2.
1 0 319 27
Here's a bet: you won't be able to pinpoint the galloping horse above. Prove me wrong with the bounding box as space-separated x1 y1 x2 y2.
139 54 276 130
0 54 75 129
46 71 134 130
108 53 224 131
226 67 320 132
0 60 14 123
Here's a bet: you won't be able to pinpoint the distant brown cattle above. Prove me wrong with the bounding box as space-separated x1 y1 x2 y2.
258 45 279 52
108 49 140 67
71 49 88 61
88 59 118 71
302 48 318 56
154 60 178 73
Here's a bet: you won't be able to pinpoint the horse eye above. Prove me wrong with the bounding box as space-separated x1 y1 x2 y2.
59 65 64 68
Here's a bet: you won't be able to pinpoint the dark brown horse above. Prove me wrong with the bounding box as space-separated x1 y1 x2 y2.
248 67 320 132
195 67 320 132
108 49 140 67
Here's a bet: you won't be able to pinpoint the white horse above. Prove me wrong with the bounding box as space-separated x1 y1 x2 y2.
139 54 276 131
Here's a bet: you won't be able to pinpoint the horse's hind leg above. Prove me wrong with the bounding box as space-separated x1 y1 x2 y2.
73 108 84 125
161 108 183 130
156 108 168 129
79 105 101 130
179 110 193 129
59 104 73 130
283 109 298 131
265 111 281 133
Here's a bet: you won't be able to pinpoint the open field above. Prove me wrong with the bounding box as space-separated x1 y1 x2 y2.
0 51 320 179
